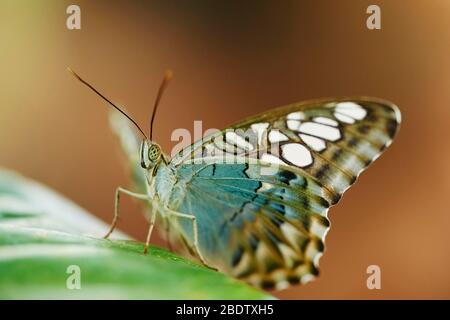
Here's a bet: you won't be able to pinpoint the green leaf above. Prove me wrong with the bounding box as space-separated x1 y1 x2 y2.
0 169 272 299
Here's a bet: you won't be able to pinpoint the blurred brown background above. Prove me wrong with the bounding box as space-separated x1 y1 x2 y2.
1 0 449 299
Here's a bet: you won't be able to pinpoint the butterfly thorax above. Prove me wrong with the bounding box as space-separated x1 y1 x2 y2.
140 140 177 205
146 157 177 206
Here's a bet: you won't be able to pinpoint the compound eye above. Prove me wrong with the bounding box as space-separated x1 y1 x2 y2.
148 144 161 162
140 141 150 168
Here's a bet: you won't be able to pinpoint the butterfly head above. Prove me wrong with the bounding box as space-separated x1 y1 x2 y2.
140 140 162 170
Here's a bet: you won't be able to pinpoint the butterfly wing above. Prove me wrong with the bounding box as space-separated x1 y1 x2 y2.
166 97 400 288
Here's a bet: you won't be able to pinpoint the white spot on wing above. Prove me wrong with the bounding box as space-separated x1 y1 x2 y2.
255 243 271 262
281 143 313 167
296 264 313 279
280 223 302 251
299 134 326 152
334 111 355 124
313 116 338 127
258 182 273 192
305 241 319 261
313 252 323 268
268 130 289 143
286 120 301 131
278 243 298 268
299 122 341 141
251 123 269 146
287 111 305 120
309 219 328 240
301 274 315 284
232 252 252 277
261 153 287 166
225 131 254 151
275 279 290 290
335 102 367 120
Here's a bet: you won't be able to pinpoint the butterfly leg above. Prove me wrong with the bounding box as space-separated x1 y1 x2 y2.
164 209 216 270
103 187 149 239
162 217 174 252
143 203 157 254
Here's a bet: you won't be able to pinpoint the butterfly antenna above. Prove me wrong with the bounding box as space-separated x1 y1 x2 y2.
67 67 148 139
149 70 173 141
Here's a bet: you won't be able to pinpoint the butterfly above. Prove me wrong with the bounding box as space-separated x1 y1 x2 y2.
69 69 401 290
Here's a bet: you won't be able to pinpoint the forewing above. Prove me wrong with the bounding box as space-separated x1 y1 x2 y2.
172 98 400 204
